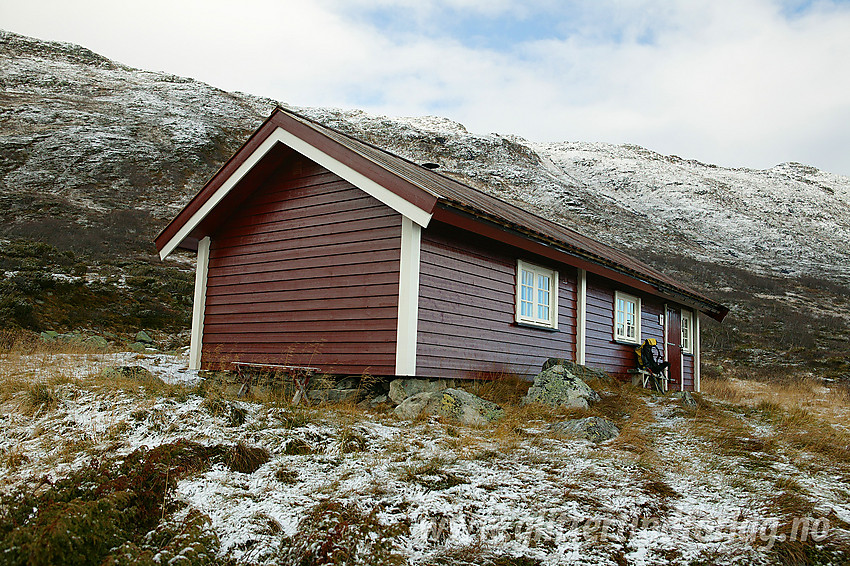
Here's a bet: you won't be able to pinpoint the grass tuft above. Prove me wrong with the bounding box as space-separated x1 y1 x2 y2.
282 437 315 456
224 442 270 474
25 382 58 414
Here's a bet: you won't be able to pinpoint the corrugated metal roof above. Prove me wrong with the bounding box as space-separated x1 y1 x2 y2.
283 108 727 319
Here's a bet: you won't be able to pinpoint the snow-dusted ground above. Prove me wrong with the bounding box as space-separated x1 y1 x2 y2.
1 352 848 565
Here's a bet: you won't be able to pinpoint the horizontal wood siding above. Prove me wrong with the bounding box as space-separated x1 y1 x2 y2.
202 155 401 375
416 223 576 380
682 355 695 391
584 275 665 379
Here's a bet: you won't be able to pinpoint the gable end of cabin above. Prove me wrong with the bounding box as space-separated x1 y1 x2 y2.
197 151 405 376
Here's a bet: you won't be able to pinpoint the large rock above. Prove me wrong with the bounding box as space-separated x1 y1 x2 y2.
394 391 442 420
548 417 620 443
671 390 698 408
542 358 612 382
522 364 601 409
39 330 59 341
85 335 109 349
388 378 447 404
135 330 154 344
308 388 361 404
394 388 504 426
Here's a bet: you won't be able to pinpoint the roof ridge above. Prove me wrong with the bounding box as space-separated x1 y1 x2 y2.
275 106 725 317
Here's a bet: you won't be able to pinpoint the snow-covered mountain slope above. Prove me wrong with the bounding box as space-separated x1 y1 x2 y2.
2 30 849 286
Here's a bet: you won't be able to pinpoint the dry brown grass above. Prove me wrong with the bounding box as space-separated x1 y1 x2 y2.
694 376 850 475
584 379 658 457
702 374 850 419
463 371 533 406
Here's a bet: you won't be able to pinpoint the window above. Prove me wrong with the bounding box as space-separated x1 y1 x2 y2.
614 291 641 344
516 260 558 329
681 310 693 353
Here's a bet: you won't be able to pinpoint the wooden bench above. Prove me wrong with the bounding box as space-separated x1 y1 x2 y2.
628 368 667 392
231 362 320 405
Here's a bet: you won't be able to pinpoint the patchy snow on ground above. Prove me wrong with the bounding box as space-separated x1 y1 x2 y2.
1 352 848 565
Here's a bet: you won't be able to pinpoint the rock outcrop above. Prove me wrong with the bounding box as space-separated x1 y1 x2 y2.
548 417 620 443
394 388 504 426
388 378 449 404
522 363 601 409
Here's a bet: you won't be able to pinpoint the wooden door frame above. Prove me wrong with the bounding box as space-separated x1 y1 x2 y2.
665 304 684 391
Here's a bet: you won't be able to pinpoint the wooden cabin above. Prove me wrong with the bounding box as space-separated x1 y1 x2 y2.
155 108 727 392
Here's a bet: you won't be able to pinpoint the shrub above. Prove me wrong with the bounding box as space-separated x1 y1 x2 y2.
278 500 408 566
103 510 222 566
1 492 133 566
0 439 233 566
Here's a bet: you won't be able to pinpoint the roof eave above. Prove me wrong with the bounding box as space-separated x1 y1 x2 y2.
434 201 729 321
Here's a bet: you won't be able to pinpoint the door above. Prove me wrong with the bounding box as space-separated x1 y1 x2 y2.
666 307 682 391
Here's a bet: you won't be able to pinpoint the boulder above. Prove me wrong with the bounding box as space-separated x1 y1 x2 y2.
394 391 441 420
394 388 504 426
39 330 59 341
57 332 82 342
671 390 698 408
388 378 447 404
542 358 612 382
522 364 601 409
548 417 620 443
358 394 389 410
135 330 154 344
85 335 109 349
308 388 361 404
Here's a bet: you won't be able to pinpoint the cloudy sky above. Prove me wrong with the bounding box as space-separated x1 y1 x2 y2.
4 0 850 175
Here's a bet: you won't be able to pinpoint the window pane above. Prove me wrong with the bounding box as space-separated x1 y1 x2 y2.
538 305 549 320
520 269 533 318
615 294 639 341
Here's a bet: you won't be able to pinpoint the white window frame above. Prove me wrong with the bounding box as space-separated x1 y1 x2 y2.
681 309 693 354
515 260 558 329
614 291 641 344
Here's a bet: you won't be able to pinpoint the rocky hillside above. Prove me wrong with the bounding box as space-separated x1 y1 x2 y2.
0 30 273 256
1 30 848 370
3 30 849 279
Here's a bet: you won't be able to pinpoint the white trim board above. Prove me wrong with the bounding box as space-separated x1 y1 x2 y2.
395 217 421 376
160 127 433 259
576 268 586 365
188 236 210 371
695 314 701 392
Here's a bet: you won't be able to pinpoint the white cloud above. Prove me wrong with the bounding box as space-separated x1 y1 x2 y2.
2 0 849 175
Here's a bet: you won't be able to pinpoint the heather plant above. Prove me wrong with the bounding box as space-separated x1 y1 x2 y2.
277 499 408 566
0 438 269 566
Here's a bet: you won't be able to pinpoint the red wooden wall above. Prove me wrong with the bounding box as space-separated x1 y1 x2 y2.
200 154 401 375
584 274 665 379
415 222 577 379
682 351 695 391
